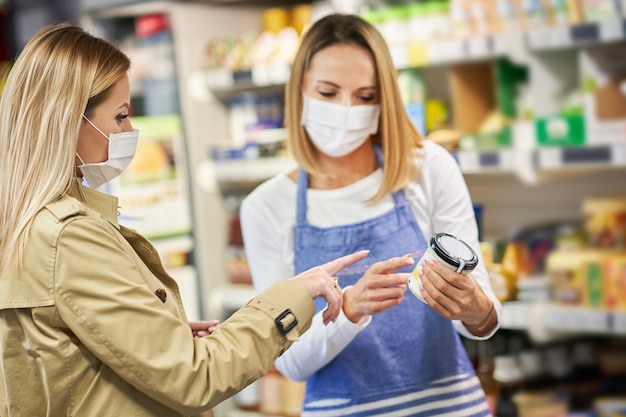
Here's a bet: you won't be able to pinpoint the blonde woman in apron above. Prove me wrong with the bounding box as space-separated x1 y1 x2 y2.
241 13 501 417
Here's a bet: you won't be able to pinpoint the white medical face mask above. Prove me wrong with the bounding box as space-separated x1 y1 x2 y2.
76 115 139 189
301 95 381 158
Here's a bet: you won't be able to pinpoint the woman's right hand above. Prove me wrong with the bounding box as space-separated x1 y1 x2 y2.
289 250 370 325
343 255 415 324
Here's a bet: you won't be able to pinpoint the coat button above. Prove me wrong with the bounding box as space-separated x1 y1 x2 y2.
155 288 167 303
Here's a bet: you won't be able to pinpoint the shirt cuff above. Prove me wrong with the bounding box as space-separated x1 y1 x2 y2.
454 302 502 340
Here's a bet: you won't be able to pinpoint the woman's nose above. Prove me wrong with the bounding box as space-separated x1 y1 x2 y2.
338 95 354 107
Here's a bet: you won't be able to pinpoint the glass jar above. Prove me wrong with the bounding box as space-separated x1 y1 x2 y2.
408 232 479 303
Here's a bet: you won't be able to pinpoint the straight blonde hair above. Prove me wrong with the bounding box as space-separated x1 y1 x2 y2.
285 13 423 202
0 24 130 275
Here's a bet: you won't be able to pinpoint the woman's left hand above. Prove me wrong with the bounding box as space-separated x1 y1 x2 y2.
418 260 495 336
190 320 220 338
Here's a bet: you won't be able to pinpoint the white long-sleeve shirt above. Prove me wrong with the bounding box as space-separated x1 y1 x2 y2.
240 140 502 381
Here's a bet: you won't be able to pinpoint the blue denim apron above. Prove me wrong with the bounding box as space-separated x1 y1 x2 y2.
293 148 488 416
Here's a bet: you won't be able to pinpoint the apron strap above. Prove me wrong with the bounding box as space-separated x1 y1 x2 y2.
296 168 309 225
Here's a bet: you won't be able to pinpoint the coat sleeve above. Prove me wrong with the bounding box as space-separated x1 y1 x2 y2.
54 217 315 415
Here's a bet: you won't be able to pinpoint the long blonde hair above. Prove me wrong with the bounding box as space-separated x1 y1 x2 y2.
285 13 422 202
0 23 130 274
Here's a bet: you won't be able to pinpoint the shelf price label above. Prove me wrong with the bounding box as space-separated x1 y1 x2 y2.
612 143 626 165
457 150 481 172
549 26 573 48
428 40 466 64
536 148 562 169
467 36 491 58
528 27 552 49
492 35 509 55
613 311 626 334
599 19 625 42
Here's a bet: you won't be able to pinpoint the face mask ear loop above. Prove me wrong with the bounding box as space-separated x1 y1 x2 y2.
82 114 110 140
75 152 87 166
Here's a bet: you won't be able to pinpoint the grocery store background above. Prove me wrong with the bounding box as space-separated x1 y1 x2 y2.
1 0 626 416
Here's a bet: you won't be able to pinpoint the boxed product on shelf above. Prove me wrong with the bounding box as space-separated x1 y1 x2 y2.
603 254 626 310
452 58 528 151
579 42 626 145
534 113 586 146
546 249 590 305
582 196 626 248
546 248 626 308
135 14 179 116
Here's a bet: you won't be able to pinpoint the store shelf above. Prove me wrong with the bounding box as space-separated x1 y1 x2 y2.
205 66 289 101
391 18 626 70
206 68 287 101
197 143 626 191
501 301 626 339
455 142 626 180
527 18 626 50
455 149 516 175
198 156 296 195
533 143 626 170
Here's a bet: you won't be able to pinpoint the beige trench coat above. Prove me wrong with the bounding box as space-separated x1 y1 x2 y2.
0 182 314 416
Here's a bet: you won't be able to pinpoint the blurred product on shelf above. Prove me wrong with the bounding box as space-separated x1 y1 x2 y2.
290 5 314 35
397 68 427 135
258 367 305 417
426 98 450 132
580 43 626 147
493 353 525 416
262 7 289 33
475 337 500 413
363 0 626 49
583 196 626 249
595 397 626 417
210 95 285 163
512 391 568 417
482 240 517 302
135 14 178 116
449 0 473 38
226 214 252 285
495 0 523 33
203 4 314 90
546 249 602 306
529 195 626 310
581 0 623 22
605 254 626 310
466 332 626 417
427 128 462 151
515 276 551 302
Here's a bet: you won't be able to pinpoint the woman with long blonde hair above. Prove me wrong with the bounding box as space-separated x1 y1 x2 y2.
241 13 501 416
0 23 377 416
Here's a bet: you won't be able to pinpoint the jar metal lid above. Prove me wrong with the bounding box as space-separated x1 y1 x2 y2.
429 233 478 272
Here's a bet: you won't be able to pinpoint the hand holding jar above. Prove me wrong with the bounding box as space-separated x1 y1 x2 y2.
409 233 496 337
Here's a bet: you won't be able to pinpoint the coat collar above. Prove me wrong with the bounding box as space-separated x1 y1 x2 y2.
68 178 120 229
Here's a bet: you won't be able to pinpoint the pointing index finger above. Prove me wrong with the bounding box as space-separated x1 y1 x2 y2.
322 250 370 276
